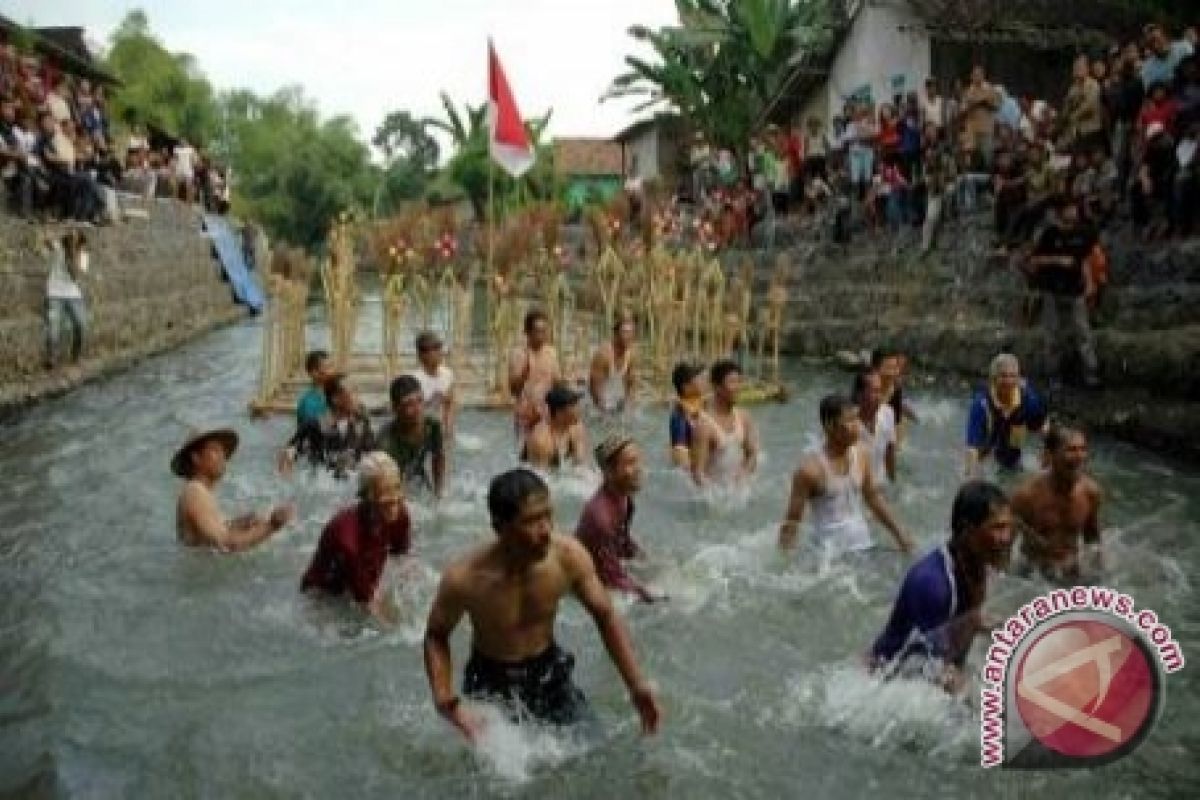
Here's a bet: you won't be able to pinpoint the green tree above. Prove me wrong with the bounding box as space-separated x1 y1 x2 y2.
223 87 376 249
372 110 440 214
605 0 834 153
424 91 556 221
104 10 219 144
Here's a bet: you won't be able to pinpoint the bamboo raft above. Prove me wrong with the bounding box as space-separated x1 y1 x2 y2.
249 209 789 417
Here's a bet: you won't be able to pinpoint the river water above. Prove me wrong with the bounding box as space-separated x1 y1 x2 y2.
1 312 1197 799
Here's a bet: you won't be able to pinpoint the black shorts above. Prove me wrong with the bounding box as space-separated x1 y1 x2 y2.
463 642 588 725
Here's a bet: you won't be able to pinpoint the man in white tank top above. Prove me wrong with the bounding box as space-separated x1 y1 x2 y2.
778 394 913 557
410 330 456 435
853 370 897 484
588 317 637 415
691 359 759 488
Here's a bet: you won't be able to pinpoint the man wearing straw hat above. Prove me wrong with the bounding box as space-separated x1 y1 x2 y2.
576 435 657 603
174 428 294 551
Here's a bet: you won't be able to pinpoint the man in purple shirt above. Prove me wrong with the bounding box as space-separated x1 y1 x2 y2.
575 435 656 602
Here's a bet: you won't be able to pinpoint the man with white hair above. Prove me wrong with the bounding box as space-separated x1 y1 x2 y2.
301 451 413 622
964 354 1047 478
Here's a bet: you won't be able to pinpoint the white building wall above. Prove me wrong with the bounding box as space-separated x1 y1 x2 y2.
625 128 660 180
815 0 931 126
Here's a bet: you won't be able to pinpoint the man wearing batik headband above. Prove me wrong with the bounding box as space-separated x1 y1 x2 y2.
576 435 658 603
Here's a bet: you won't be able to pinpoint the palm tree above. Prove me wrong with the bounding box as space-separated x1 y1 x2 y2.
423 92 556 221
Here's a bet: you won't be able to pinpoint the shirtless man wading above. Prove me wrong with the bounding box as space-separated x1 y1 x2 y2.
1010 425 1104 582
509 309 561 442
174 427 295 551
423 469 662 739
589 317 637 414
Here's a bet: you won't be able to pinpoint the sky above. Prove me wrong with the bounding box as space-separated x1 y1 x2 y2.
6 0 678 146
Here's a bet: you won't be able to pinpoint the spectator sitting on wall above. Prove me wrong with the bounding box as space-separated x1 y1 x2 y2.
44 76 72 126
121 145 157 200
173 137 197 204
35 112 102 224
0 95 34 216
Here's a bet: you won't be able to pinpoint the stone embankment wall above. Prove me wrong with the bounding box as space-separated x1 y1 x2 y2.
0 203 249 413
754 218 1200 460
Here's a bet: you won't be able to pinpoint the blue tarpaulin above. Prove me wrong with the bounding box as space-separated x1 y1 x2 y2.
203 214 264 313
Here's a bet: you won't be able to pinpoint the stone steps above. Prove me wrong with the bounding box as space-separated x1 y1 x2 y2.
0 205 245 394
780 314 1200 399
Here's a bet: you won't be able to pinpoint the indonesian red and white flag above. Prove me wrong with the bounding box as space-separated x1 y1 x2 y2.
487 40 535 178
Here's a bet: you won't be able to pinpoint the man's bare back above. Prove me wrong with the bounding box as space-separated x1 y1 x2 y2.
1011 472 1101 576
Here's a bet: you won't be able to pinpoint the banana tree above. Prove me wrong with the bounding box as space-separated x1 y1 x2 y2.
605 0 835 155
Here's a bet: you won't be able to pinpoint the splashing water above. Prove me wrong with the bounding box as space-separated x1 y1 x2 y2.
0 316 1196 797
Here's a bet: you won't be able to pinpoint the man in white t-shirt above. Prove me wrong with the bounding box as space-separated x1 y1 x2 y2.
409 330 456 436
853 369 897 484
920 78 945 133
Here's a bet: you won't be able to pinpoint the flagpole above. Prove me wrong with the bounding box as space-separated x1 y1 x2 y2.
487 154 497 400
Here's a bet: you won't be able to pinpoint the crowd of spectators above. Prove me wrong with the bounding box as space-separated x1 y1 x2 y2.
682 22 1198 255
673 22 1197 388
0 37 231 225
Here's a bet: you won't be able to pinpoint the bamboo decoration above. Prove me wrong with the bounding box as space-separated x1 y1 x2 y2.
764 259 789 387
449 263 475 382
252 201 789 416
381 271 407 377
253 246 311 413
693 256 725 362
489 272 517 402
594 246 625 334
644 248 674 390
320 216 360 371
256 272 284 408
723 258 754 372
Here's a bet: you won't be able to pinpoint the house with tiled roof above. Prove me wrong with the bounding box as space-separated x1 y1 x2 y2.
553 137 624 215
